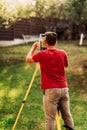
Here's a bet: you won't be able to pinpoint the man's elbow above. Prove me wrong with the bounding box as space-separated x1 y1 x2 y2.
26 56 34 63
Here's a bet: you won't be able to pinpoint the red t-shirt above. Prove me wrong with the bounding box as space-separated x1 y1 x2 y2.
33 49 68 90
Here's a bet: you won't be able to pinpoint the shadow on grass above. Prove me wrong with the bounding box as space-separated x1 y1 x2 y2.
0 57 25 66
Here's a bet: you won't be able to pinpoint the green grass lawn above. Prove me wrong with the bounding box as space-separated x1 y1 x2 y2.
0 41 87 130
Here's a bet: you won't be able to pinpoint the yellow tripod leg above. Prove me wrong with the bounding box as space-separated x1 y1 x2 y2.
12 63 39 130
56 111 61 130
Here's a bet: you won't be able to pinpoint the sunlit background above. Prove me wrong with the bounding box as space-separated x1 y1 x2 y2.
6 0 35 6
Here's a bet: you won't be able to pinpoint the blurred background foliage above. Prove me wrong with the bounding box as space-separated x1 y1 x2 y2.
0 0 87 28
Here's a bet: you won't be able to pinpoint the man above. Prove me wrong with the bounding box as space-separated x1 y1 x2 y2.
26 32 74 130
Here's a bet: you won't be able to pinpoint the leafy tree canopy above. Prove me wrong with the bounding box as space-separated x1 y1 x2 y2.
65 0 87 24
0 0 87 28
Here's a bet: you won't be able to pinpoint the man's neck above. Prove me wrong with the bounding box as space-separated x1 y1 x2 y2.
47 46 55 50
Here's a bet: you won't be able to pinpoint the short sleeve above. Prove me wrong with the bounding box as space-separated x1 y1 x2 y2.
32 51 42 62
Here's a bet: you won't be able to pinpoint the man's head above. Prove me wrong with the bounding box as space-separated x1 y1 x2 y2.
45 32 58 46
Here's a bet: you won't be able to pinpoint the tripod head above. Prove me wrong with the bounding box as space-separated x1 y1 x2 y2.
39 34 46 50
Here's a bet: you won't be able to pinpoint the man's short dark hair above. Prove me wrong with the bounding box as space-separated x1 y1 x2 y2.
45 32 58 45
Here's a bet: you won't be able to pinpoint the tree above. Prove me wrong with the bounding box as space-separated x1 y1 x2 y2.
34 0 66 18
0 0 34 27
0 0 18 27
33 0 67 31
0 0 67 27
64 0 87 32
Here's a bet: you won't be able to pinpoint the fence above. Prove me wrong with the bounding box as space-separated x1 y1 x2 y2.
0 17 75 40
0 18 46 40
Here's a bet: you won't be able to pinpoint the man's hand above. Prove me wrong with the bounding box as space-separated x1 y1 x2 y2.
33 42 39 50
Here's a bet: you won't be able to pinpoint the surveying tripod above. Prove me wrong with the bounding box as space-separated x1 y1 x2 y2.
12 63 61 130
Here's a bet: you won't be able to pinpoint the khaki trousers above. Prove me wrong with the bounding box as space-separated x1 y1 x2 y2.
43 88 74 130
